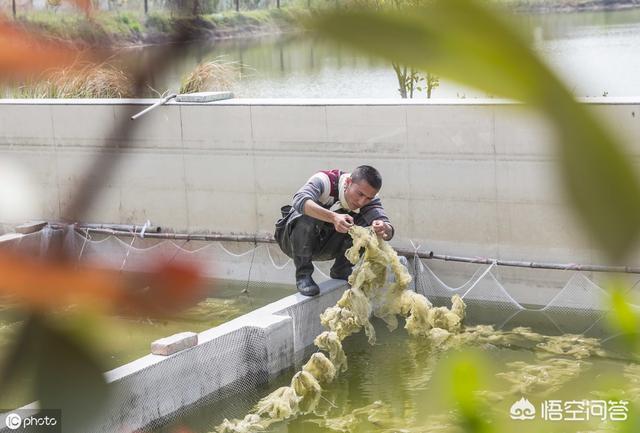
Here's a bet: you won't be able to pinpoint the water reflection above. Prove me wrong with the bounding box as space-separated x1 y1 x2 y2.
121 8 640 98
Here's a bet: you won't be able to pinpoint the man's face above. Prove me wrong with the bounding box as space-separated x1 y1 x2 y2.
344 177 378 210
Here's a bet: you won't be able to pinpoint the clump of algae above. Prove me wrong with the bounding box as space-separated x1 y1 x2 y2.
497 358 589 395
306 400 390 432
215 226 467 433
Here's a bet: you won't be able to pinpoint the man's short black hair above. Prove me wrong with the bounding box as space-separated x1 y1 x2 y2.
351 165 382 190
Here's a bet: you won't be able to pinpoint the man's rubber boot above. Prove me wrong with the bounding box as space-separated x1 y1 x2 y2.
294 256 319 296
330 253 353 281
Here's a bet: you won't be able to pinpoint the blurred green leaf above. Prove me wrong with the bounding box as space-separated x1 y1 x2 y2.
618 402 640 433
34 317 109 433
0 315 108 433
607 281 640 350
0 314 38 393
309 0 640 261
434 349 494 433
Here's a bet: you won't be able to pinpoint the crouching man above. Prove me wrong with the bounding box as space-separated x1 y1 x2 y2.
274 165 394 296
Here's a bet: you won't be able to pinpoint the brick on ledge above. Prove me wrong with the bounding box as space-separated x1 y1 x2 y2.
151 332 198 356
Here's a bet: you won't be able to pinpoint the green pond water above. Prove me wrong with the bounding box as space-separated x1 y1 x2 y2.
151 301 639 433
0 279 296 409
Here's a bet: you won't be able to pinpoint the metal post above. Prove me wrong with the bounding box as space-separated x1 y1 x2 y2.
144 0 148 14
12 0 16 19
235 0 239 11
130 94 177 120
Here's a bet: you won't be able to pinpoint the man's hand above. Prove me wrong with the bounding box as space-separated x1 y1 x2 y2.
372 220 391 240
333 213 354 233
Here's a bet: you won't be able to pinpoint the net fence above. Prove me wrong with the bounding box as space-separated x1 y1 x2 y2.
413 257 640 339
4 227 639 339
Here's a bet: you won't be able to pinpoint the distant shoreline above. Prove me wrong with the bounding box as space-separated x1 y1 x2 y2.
18 8 302 48
17 1 640 48
504 0 640 14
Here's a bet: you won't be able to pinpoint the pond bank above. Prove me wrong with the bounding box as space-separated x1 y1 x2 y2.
18 7 304 47
19 1 640 48
504 0 640 14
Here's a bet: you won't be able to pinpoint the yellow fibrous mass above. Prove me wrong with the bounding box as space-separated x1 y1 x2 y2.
215 226 467 433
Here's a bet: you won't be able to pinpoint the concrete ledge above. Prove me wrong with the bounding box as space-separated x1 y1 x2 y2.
0 97 637 105
15 221 47 234
0 233 23 245
91 279 348 433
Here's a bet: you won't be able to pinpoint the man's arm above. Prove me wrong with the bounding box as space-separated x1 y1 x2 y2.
292 173 354 233
303 200 354 233
360 197 394 240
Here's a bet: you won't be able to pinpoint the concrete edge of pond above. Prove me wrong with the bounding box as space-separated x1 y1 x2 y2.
0 96 638 106
96 278 347 433
0 279 348 433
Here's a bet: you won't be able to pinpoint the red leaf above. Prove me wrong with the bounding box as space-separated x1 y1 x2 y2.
0 18 91 81
0 250 205 317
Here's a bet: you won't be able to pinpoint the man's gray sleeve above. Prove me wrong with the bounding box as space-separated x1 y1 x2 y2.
291 175 327 214
360 197 395 240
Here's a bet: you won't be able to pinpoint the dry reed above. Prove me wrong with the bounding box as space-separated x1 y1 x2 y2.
15 62 134 98
179 58 239 94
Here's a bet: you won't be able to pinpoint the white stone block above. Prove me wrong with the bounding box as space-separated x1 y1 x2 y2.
176 92 233 103
151 331 198 356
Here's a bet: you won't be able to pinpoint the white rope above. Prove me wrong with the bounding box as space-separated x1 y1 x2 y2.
459 264 525 310
112 235 170 252
139 219 151 239
408 239 425 279
266 245 292 270
171 242 215 255
74 232 114 245
120 234 136 271
496 309 526 329
458 261 498 299
67 232 635 332
541 311 578 336
417 259 525 309
540 273 611 312
313 263 331 280
217 242 258 258
420 258 490 292
77 229 90 261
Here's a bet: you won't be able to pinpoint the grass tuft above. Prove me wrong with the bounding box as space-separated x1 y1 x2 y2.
179 58 239 94
14 63 134 98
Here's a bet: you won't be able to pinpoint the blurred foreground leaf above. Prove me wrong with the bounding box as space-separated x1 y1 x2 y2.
607 281 640 352
310 0 640 261
0 250 123 311
0 250 204 316
65 0 92 13
0 18 94 81
434 349 494 433
0 315 108 433
34 317 108 432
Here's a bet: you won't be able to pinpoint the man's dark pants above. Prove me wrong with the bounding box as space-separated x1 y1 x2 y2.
274 207 353 282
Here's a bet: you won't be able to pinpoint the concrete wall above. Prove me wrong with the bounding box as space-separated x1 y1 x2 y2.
97 280 346 433
2 98 640 266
